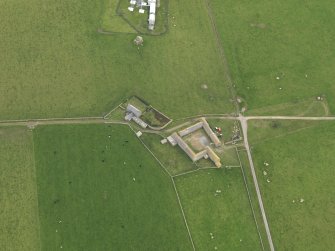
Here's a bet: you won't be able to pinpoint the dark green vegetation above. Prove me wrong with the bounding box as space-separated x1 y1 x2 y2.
33 124 192 250
211 0 335 115
0 127 40 251
0 0 234 120
175 168 262 250
249 121 335 250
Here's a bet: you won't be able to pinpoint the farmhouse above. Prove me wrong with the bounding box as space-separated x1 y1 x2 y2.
125 104 148 128
127 104 142 117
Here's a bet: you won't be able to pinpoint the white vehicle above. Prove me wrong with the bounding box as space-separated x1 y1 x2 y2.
148 0 157 30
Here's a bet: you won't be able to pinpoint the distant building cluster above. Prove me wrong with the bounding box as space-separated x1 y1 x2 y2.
128 0 157 30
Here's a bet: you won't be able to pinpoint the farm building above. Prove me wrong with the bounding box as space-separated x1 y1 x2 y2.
167 135 177 146
178 122 204 137
169 119 222 168
132 116 148 128
177 118 222 147
205 146 222 168
124 104 147 128
171 133 208 162
126 104 142 118
148 0 157 30
200 118 222 147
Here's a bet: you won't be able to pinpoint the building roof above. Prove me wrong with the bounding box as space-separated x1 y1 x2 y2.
132 116 147 128
125 113 134 121
168 118 223 168
171 133 217 164
126 104 142 118
201 118 222 147
205 146 222 168
167 136 177 146
161 139 168 144
171 133 196 160
178 122 203 137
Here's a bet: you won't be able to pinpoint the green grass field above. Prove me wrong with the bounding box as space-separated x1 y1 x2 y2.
249 121 335 250
0 127 40 251
0 0 234 120
2 0 335 250
211 0 335 115
33 124 192 250
175 168 263 250
101 0 136 33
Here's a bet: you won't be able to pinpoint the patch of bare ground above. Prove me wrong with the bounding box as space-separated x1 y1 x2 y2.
250 23 267 29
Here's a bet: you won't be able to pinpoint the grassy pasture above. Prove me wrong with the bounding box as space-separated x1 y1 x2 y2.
211 0 335 115
0 127 40 251
248 119 318 145
141 132 198 176
33 124 192 250
246 98 329 117
101 0 136 33
249 121 335 250
175 168 263 251
0 0 234 120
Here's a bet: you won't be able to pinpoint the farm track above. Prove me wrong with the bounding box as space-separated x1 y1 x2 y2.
0 117 107 127
240 115 275 251
2 115 334 128
246 116 335 121
0 117 134 127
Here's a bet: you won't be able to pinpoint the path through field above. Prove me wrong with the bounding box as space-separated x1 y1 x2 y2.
239 115 275 251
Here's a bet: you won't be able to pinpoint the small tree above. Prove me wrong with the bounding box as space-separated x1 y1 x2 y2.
134 36 144 46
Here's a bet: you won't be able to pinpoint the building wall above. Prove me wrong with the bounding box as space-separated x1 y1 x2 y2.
178 122 203 137
201 118 221 147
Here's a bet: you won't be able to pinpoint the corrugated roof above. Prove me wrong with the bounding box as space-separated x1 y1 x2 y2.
127 104 142 118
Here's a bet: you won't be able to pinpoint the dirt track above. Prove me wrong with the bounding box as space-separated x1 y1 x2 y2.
0 117 106 127
246 115 335 121
239 115 275 251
